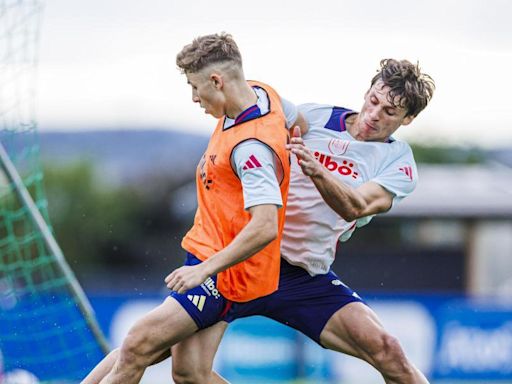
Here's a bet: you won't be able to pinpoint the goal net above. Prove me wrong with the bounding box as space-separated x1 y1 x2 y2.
0 1 108 382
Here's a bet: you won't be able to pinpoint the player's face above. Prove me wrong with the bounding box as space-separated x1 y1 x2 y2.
354 80 414 142
185 70 225 119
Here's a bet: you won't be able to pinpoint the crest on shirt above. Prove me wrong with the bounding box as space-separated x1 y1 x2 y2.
328 139 350 156
199 154 213 190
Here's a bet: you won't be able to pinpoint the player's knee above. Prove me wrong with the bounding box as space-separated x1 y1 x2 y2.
172 365 210 384
371 333 412 375
118 330 150 368
109 347 120 359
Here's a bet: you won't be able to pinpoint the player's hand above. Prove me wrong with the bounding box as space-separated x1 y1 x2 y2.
286 126 322 177
164 264 209 294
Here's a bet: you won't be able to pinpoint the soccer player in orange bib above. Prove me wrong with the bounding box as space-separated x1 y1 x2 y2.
83 32 302 384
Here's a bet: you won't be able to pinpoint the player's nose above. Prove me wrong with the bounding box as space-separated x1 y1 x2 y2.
369 107 380 121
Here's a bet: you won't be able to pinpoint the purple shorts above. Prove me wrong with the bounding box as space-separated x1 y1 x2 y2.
169 253 232 330
171 254 364 345
224 259 365 346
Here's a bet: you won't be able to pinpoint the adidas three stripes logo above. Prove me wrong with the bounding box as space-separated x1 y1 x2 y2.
187 295 206 311
242 155 262 170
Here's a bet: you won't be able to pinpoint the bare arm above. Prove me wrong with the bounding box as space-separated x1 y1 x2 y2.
288 127 393 222
311 171 393 222
290 111 309 136
165 204 277 293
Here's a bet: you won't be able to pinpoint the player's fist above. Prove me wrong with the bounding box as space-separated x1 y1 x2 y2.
165 264 208 294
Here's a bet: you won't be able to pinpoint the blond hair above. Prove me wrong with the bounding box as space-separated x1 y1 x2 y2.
176 33 242 74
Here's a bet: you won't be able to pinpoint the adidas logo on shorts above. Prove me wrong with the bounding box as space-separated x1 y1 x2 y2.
187 295 206 311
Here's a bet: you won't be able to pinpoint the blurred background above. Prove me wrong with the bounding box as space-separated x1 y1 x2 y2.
2 0 512 383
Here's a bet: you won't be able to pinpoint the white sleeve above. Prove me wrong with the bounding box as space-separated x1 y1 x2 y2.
280 97 298 129
231 140 283 210
372 144 418 206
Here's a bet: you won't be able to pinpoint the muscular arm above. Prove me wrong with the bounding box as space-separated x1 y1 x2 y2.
280 96 308 136
291 111 309 136
288 127 393 222
311 170 393 222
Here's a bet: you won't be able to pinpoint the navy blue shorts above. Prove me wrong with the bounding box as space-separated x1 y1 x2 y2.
169 253 231 330
224 259 365 346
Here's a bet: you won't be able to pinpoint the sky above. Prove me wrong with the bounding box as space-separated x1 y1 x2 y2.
36 0 512 148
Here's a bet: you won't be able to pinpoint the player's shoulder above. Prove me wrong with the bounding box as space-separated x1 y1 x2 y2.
384 139 418 179
298 103 348 117
388 137 414 157
299 103 354 134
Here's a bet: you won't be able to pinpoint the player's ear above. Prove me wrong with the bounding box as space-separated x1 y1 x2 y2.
210 73 223 90
402 115 415 126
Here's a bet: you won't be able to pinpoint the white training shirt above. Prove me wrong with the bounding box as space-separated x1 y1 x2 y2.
228 88 297 209
280 103 418 276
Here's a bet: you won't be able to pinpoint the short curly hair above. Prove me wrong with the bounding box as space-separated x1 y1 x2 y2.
371 59 435 118
176 33 242 74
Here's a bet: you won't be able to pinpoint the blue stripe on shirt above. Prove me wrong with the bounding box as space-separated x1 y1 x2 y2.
324 106 354 132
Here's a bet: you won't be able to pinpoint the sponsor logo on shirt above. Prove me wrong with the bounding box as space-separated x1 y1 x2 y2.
399 165 414 181
313 152 360 180
242 154 263 170
200 277 221 299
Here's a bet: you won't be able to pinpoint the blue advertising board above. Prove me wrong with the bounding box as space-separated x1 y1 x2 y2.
3 292 512 383
433 299 512 380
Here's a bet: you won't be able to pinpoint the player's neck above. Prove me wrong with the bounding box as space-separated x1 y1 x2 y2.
345 113 359 139
224 82 257 119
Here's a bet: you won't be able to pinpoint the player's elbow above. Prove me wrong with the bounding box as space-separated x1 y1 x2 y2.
342 210 361 222
249 204 279 246
342 194 392 221
335 204 362 222
254 213 278 246
257 216 278 245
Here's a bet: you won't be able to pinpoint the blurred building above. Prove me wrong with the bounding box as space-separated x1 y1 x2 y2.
386 164 512 297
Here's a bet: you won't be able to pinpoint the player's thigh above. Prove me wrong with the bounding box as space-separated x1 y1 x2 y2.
171 321 228 376
319 301 387 358
127 296 199 354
